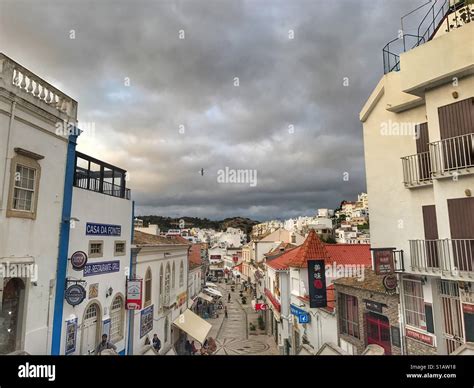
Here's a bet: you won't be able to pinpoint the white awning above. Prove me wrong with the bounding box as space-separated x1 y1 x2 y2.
172 309 212 344
205 282 218 288
197 292 213 303
204 287 223 297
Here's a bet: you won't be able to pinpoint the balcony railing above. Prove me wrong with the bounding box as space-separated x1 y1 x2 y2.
430 133 474 177
409 239 474 278
401 151 432 187
74 151 131 200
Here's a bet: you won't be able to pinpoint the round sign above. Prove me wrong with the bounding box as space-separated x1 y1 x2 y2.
65 284 86 306
70 251 88 270
383 274 398 292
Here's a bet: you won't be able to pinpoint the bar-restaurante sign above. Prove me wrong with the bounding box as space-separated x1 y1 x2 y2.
373 248 395 275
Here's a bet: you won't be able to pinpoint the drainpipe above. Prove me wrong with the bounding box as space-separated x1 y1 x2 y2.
0 100 16 210
126 200 136 355
398 273 407 355
50 132 78 355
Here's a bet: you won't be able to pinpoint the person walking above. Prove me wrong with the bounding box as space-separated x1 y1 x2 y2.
228 293 231 303
224 306 228 318
152 334 161 353
191 340 197 355
185 340 192 355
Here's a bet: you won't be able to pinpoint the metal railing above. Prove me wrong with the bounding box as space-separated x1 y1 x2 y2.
382 34 424 74
409 239 474 278
430 133 474 176
382 0 452 74
401 151 432 186
75 175 131 200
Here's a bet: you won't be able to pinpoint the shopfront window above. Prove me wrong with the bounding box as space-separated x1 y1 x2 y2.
339 293 359 338
403 279 426 330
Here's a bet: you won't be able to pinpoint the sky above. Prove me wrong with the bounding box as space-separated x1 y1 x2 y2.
0 0 422 220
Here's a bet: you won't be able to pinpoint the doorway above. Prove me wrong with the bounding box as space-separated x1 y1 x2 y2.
0 278 25 354
366 312 391 355
81 302 101 355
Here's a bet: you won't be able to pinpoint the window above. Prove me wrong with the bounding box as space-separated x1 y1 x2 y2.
144 268 152 307
164 263 171 307
159 264 164 309
89 241 103 258
179 261 184 287
114 241 126 256
403 279 426 329
110 295 124 342
13 164 35 211
164 316 169 343
7 151 42 220
339 293 359 338
172 262 176 290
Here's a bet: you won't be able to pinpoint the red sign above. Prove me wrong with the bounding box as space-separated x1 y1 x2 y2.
126 279 142 310
463 304 474 314
405 328 434 346
264 288 281 312
255 303 268 311
373 249 395 275
233 256 239 263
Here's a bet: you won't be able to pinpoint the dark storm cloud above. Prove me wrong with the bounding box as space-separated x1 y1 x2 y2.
0 0 416 220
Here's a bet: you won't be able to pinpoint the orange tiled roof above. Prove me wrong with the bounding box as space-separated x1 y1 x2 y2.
324 244 371 267
266 246 300 270
189 244 202 270
133 230 189 246
288 229 330 268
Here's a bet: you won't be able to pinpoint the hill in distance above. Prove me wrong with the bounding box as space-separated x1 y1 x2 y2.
137 216 259 236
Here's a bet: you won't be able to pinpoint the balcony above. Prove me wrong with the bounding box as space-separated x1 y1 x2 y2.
409 239 474 279
402 133 474 188
0 53 77 120
74 152 131 200
382 0 472 74
401 151 432 187
430 133 474 178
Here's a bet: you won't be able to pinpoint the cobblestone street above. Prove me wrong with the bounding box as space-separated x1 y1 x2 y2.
205 282 278 355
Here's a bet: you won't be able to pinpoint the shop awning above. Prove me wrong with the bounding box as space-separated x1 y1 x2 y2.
197 292 213 302
204 287 223 297
209 266 224 271
205 282 218 288
172 309 212 344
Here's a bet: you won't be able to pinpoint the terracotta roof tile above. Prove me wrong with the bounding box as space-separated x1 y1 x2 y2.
133 230 189 246
189 244 202 270
288 229 330 268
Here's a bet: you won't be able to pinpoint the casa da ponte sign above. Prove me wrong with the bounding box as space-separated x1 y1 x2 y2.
86 222 122 236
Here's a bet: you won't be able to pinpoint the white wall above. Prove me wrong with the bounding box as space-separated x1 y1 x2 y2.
132 245 188 355
0 81 72 354
59 187 132 355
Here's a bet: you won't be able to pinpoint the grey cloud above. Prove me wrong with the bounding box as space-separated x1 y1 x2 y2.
0 0 415 220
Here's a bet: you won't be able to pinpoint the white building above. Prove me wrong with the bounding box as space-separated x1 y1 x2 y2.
130 230 190 355
0 53 78 354
285 231 371 355
360 0 474 354
57 152 132 355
